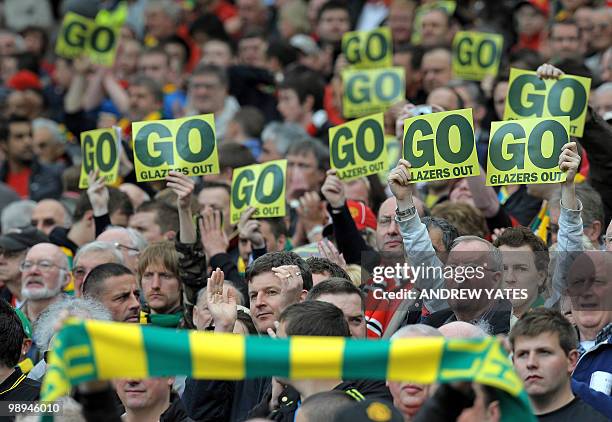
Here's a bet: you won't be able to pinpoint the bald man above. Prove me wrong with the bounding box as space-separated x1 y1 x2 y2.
31 199 67 235
438 321 488 338
20 243 70 322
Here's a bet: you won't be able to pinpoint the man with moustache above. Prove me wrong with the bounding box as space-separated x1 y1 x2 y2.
19 242 70 323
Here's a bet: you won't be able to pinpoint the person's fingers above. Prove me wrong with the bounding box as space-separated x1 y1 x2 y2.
267 327 277 338
326 169 338 177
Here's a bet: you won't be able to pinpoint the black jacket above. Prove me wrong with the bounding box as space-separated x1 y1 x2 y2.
0 368 40 422
422 299 513 335
0 159 63 201
579 107 612 227
248 380 393 422
182 377 271 422
412 384 475 422
78 388 192 422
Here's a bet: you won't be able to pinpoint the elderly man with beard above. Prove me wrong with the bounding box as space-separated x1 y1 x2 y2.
19 242 70 324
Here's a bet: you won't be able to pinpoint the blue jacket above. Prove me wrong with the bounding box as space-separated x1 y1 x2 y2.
572 324 612 418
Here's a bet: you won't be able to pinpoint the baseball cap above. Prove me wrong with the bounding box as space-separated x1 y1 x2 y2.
515 0 550 17
333 399 404 422
0 226 49 253
346 200 377 231
7 70 43 91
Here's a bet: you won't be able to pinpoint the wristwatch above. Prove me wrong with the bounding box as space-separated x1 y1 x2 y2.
395 205 417 219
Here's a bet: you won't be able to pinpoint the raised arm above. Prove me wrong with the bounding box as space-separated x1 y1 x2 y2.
165 171 196 244
388 159 446 312
548 142 584 307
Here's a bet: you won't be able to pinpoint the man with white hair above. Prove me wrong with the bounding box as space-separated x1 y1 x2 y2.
19 243 70 323
97 227 147 273
593 82 612 122
28 296 112 382
32 118 69 166
72 241 124 296
386 324 442 421
1 200 35 233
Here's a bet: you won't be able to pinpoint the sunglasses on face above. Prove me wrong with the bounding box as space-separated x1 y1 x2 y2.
31 218 56 227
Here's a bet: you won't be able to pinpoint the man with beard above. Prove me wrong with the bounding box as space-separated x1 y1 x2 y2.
0 115 62 200
82 263 141 323
19 242 70 323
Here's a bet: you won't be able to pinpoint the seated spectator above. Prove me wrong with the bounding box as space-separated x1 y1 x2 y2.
306 277 366 338
0 115 62 201
129 200 179 243
493 227 549 319
510 308 609 420
386 324 442 420
0 299 40 401
82 263 140 323
30 199 69 236
72 241 124 296
28 296 111 382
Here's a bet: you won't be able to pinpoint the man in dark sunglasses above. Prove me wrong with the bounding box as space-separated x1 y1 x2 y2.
30 199 67 236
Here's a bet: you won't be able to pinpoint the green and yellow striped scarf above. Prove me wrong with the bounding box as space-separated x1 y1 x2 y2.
41 319 535 422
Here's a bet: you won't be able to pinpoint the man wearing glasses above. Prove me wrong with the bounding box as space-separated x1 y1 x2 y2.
19 242 70 323
97 227 147 273
0 226 48 307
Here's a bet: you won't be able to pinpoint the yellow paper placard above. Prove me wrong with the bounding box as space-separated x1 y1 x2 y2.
329 113 387 181
411 1 457 45
55 12 120 66
230 160 287 224
486 116 569 186
503 68 591 137
78 128 120 189
402 108 480 182
452 31 503 81
132 114 220 182
342 27 393 69
342 67 405 118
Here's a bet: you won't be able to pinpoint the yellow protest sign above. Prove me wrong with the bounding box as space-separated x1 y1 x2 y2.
78 128 120 189
55 12 120 66
503 68 591 137
329 113 387 180
342 27 392 69
402 108 480 182
452 31 503 81
342 67 405 118
230 160 287 224
132 114 220 182
411 1 456 45
486 117 569 186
